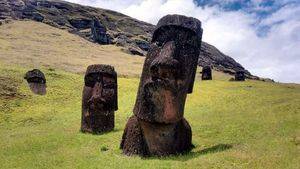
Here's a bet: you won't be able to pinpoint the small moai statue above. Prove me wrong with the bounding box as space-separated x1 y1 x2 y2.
24 69 46 95
120 14 203 157
81 64 118 134
235 70 245 81
201 66 212 80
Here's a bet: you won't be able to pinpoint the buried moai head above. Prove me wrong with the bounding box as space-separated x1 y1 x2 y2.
201 65 212 80
24 69 46 95
235 70 245 81
81 64 118 133
133 14 203 124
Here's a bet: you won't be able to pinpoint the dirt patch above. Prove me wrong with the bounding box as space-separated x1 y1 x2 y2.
0 76 23 99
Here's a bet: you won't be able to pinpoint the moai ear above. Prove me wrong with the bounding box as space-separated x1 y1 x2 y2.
114 75 118 111
188 62 198 94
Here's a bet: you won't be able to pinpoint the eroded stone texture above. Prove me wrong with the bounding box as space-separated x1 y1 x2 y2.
235 70 245 81
24 69 46 95
81 64 118 134
201 66 212 80
91 19 111 44
120 14 203 157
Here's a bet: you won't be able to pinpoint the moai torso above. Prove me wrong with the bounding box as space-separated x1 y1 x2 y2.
120 14 203 157
24 69 47 95
81 64 118 134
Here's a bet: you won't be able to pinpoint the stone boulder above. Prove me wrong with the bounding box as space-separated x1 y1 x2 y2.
91 19 111 44
235 70 245 81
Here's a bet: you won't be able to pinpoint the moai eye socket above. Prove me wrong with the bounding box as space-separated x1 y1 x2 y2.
85 73 100 87
102 89 115 98
27 77 45 84
102 76 116 89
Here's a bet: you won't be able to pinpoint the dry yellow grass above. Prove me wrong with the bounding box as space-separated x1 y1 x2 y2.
0 20 144 77
0 20 233 80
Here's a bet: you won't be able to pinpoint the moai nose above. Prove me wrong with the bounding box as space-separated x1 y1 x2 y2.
92 82 103 98
150 41 179 79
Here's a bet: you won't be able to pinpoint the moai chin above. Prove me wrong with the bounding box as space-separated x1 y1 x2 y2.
24 69 47 95
235 70 245 81
81 64 118 134
201 66 212 80
120 14 203 157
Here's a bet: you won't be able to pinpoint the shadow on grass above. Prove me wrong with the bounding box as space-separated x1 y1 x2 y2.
79 128 121 136
145 144 233 162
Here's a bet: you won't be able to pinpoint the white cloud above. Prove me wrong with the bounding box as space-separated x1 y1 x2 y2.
65 0 300 83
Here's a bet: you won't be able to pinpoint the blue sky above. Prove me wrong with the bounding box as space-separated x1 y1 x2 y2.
66 0 300 83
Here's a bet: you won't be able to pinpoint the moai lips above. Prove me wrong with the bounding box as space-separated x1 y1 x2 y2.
24 69 46 95
120 14 203 157
81 64 118 134
235 70 245 81
201 66 212 80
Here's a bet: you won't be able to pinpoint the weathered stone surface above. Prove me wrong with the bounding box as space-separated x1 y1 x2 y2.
128 47 144 56
68 18 91 29
235 70 245 81
121 14 202 157
134 39 150 51
201 65 212 80
81 64 118 134
91 19 111 44
24 69 46 95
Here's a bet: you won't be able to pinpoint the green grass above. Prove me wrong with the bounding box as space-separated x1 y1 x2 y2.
0 63 299 169
0 20 299 169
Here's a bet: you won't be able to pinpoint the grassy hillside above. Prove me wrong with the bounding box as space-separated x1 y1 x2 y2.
0 20 231 80
0 63 299 169
0 21 299 169
0 20 144 77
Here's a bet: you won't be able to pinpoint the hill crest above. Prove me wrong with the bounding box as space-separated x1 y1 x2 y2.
0 0 256 78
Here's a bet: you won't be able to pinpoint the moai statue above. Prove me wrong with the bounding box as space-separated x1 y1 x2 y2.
24 69 46 95
235 70 245 81
201 66 212 80
120 14 203 157
81 64 118 134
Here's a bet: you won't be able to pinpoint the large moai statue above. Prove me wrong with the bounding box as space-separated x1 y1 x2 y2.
201 66 212 80
235 70 245 81
81 64 118 134
120 14 203 157
24 69 47 95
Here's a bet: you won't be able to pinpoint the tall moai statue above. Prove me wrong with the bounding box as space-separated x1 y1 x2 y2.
120 14 203 157
235 70 245 81
24 69 47 95
81 64 118 134
201 66 212 80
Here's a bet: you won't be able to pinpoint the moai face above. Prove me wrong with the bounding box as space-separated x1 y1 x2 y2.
235 70 245 81
133 15 203 124
81 64 117 133
202 66 212 80
24 69 46 95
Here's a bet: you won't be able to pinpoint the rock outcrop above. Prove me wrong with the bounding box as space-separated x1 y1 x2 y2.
0 0 255 78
